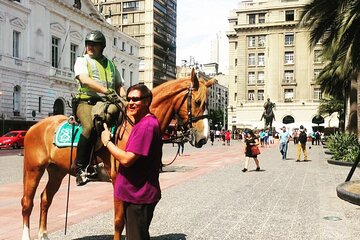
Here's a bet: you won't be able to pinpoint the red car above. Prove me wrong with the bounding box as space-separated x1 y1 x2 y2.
0 130 27 149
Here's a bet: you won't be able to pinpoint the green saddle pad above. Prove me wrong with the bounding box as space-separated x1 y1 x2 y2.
54 121 82 148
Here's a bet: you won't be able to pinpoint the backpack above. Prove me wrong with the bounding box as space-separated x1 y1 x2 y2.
299 131 307 143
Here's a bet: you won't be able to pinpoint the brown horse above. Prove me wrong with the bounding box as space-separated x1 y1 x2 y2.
21 69 214 240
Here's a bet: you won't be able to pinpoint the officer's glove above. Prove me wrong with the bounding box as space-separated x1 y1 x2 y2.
105 89 127 107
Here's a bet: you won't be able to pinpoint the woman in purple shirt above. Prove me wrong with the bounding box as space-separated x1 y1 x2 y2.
101 84 162 240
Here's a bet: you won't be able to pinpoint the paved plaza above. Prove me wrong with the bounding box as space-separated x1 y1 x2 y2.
1 139 359 239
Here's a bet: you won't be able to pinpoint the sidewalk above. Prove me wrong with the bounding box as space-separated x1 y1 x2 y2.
1 140 360 239
46 140 360 240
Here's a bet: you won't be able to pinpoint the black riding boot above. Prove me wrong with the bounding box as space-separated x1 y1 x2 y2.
75 135 93 186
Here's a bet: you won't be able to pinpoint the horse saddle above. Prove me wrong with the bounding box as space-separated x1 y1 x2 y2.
53 121 82 147
53 120 115 148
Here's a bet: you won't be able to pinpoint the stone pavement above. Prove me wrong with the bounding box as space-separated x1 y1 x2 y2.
1 139 360 239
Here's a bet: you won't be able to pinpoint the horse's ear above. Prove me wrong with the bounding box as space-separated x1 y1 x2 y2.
206 78 216 88
191 68 199 90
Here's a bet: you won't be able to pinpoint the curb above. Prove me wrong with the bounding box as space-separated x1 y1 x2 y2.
327 159 360 167
336 180 360 206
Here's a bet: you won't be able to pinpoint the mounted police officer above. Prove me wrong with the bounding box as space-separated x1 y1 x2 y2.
74 30 126 186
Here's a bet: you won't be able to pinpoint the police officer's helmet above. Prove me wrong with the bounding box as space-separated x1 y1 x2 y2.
85 30 106 47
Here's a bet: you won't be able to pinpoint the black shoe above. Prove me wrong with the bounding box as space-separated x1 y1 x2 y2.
76 170 89 186
256 167 260 171
296 159 300 162
242 168 248 172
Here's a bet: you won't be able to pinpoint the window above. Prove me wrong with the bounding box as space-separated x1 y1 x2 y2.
123 1 139 12
13 85 21 115
70 44 78 72
38 97 42 113
130 71 133 86
248 53 256 66
234 75 237 83
13 31 20 58
285 10 294 21
258 90 264 101
314 69 321 80
248 90 255 101
258 71 265 84
122 68 125 79
113 38 117 46
235 58 238 66
130 46 133 55
314 50 322 63
248 72 256 84
234 92 237 102
284 70 294 83
122 41 126 51
285 33 294 46
258 53 265 66
284 89 294 102
248 36 256 47
248 14 256 24
284 51 294 64
51 37 60 68
258 13 265 23
314 88 322 100
123 14 128 24
258 35 266 47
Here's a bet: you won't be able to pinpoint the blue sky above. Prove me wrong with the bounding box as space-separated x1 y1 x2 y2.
176 0 239 72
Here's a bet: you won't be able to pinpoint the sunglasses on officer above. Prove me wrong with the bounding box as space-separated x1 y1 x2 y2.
126 96 147 102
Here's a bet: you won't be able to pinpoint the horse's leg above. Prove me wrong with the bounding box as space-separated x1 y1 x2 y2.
21 165 46 240
113 198 125 240
38 165 67 240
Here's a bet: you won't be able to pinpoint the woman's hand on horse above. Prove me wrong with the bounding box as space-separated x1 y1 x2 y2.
101 123 111 145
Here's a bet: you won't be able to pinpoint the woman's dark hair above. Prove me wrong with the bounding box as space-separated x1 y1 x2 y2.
127 83 153 106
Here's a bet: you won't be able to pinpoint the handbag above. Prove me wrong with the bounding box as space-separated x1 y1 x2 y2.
251 145 261 155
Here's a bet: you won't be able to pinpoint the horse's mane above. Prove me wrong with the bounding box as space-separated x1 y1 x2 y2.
151 76 208 109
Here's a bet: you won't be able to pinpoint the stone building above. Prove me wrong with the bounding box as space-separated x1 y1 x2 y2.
0 0 139 134
226 0 332 131
91 0 177 89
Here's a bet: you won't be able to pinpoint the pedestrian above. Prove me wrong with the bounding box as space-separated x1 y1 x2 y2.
242 130 261 172
279 126 291 160
311 131 315 145
101 84 162 240
74 30 126 186
225 130 231 146
210 130 215 145
315 130 321 145
296 125 308 162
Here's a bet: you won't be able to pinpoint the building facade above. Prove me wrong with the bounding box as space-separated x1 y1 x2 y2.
91 0 177 89
226 0 328 131
0 0 139 134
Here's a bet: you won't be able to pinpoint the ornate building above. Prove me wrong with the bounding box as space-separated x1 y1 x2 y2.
226 0 330 131
0 0 139 134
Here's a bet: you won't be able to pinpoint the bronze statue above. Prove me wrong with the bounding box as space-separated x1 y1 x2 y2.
260 98 275 129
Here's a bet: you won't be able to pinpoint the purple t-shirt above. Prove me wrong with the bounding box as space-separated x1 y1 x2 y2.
114 114 162 204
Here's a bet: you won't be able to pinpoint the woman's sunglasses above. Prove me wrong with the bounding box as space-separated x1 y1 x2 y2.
126 96 146 102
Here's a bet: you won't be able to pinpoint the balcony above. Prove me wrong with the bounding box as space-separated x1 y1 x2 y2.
281 79 297 86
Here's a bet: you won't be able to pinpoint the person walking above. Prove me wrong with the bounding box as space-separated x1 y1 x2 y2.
279 126 291 160
242 130 261 172
210 130 215 145
296 125 308 162
101 84 162 240
225 130 231 146
74 30 126 186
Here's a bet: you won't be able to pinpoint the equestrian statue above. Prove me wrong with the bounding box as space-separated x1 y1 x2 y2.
260 98 275 129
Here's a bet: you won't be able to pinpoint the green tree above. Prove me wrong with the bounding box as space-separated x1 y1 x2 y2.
299 0 360 133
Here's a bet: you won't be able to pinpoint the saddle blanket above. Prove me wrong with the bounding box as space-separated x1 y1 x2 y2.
54 121 82 147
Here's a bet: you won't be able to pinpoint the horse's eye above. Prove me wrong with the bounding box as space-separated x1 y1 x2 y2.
194 100 201 107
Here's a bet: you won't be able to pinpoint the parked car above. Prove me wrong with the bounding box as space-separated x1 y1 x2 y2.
0 130 27 149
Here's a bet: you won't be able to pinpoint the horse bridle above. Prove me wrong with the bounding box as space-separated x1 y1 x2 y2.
174 86 208 141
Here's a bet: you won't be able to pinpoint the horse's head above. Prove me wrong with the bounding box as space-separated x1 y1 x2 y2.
151 68 214 148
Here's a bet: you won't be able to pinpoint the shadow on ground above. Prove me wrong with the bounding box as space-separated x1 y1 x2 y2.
73 233 186 240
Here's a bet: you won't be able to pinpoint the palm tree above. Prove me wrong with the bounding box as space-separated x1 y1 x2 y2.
299 0 360 133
